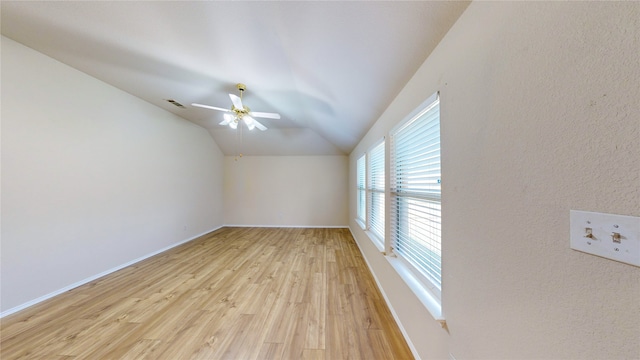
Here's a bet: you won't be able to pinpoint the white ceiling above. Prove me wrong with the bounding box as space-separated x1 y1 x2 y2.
1 1 469 156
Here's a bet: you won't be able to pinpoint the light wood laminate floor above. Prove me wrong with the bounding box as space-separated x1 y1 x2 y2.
1 227 413 359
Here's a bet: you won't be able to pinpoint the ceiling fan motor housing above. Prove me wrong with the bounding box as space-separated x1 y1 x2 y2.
233 105 250 116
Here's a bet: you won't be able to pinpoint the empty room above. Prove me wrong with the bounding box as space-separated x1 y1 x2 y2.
1 1 638 359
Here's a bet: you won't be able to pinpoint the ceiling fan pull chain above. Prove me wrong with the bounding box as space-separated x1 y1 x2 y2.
234 123 240 161
239 123 243 159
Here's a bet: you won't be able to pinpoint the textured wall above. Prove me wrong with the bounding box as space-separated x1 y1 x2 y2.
1 37 225 313
224 156 348 227
349 2 639 359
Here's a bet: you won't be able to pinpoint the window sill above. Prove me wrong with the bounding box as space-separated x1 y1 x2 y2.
355 218 366 230
364 229 385 253
385 254 445 326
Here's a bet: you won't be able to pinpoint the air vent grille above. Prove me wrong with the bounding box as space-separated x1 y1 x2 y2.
166 99 186 108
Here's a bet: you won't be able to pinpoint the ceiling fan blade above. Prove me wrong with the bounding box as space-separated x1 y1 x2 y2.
243 115 254 126
250 111 281 119
229 94 244 110
252 119 267 131
243 115 257 130
192 103 231 112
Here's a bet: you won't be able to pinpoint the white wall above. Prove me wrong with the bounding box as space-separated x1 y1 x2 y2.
224 156 348 227
349 2 639 359
1 37 225 313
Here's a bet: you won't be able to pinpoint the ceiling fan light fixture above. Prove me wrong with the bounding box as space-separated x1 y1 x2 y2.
229 121 238 130
220 113 234 126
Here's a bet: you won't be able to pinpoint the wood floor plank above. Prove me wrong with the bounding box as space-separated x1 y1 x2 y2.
302 348 325 360
1 227 414 359
280 302 310 359
256 342 284 360
305 272 326 350
119 338 162 360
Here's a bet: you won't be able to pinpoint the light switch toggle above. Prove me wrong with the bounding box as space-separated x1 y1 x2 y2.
584 228 594 239
611 232 621 243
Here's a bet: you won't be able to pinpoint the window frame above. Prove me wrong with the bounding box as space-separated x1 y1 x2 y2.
356 154 366 228
366 139 385 248
387 92 442 300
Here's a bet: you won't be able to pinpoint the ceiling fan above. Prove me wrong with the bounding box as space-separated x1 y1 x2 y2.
192 83 280 131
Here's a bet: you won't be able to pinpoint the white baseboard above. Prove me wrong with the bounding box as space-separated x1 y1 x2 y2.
347 226 421 360
0 226 223 318
224 224 349 229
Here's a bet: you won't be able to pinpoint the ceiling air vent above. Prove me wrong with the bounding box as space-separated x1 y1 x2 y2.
166 99 186 108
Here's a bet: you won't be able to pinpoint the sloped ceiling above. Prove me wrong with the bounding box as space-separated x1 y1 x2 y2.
1 1 469 155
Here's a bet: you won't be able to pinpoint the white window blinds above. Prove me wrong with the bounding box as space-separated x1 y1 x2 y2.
390 94 441 291
356 155 366 224
368 141 385 241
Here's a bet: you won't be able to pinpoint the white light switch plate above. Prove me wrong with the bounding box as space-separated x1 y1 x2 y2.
570 210 640 267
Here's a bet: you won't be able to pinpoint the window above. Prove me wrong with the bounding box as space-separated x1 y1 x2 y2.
390 93 441 296
367 140 385 242
356 154 366 225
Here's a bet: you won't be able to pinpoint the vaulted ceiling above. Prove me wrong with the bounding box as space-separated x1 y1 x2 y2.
1 1 469 156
